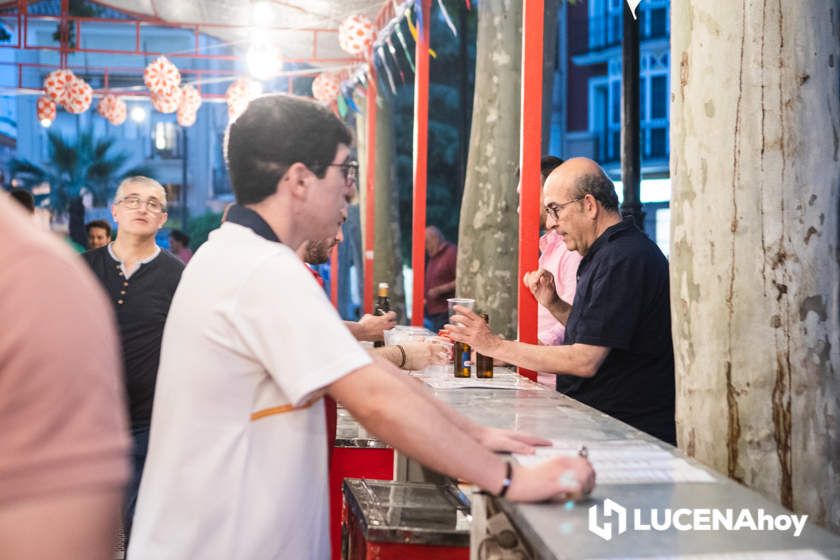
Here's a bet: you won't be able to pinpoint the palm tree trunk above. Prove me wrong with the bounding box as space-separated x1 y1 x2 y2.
68 196 86 247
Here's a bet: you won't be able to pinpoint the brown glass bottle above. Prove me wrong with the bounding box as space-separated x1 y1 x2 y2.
454 341 472 378
373 282 390 348
475 313 494 378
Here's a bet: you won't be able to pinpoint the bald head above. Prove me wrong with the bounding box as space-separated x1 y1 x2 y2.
544 157 619 212
425 226 446 257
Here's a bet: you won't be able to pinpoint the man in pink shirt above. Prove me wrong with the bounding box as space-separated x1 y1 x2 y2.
519 156 583 386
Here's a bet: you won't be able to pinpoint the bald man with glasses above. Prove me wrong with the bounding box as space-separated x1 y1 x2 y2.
82 176 184 545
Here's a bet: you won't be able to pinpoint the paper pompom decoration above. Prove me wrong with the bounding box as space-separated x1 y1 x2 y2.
312 72 341 104
97 94 127 125
338 15 376 55
37 96 56 123
62 75 93 114
225 78 262 120
176 106 197 127
151 85 182 114
178 84 202 113
43 69 76 105
143 56 181 96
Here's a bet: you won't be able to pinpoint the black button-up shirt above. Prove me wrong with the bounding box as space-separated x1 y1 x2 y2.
560 217 676 444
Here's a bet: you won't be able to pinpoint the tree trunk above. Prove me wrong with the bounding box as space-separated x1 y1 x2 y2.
357 94 406 321
68 195 86 248
372 93 406 321
456 0 522 339
671 0 840 532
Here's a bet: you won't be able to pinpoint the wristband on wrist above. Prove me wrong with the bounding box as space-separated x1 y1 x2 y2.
396 345 407 369
498 462 513 498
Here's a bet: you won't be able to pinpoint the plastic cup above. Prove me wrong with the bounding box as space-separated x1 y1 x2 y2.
447 298 475 324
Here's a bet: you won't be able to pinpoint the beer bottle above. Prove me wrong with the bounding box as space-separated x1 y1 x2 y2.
475 313 494 378
454 340 471 378
373 282 390 348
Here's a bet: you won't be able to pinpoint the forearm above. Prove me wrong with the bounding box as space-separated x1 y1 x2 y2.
487 340 598 377
344 320 366 341
371 346 403 368
328 364 507 493
545 298 572 325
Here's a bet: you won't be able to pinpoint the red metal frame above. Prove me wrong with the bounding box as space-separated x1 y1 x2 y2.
330 245 339 308
411 0 431 326
363 69 377 315
517 0 544 382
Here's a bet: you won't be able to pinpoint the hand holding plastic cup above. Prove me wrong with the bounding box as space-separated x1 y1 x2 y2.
447 298 475 325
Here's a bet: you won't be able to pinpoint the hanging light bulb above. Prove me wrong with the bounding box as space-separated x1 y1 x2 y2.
40 118 53 128
247 31 280 81
251 1 273 26
130 106 147 123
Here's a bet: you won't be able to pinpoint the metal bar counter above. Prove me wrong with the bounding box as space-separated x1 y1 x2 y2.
406 367 840 559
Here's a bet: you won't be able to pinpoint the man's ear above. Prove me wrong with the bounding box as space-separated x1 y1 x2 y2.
283 162 312 198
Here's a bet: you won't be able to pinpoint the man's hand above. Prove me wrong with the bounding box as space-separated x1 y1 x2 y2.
507 456 596 502
356 311 397 342
444 305 503 356
400 339 452 370
523 269 560 309
475 427 551 454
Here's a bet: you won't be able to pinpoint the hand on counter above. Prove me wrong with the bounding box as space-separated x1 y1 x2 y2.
444 305 503 356
400 339 451 370
356 311 397 342
476 427 551 455
508 456 595 503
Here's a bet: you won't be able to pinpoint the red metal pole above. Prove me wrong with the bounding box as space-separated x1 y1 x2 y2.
363 67 377 315
517 0 544 382
330 246 339 309
411 0 431 327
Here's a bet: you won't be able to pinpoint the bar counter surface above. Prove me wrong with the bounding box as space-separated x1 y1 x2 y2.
407 367 840 560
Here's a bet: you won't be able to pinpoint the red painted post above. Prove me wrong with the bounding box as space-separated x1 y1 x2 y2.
517 0 544 381
330 245 339 309
411 0 431 327
363 68 377 315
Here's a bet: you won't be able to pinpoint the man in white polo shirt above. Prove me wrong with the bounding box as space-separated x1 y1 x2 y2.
128 94 595 560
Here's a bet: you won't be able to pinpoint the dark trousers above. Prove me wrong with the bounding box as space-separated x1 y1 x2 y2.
124 425 150 548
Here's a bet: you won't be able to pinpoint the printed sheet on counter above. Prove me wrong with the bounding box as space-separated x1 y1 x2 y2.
514 439 716 484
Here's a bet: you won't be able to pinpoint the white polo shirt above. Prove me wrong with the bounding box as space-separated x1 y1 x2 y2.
128 222 372 560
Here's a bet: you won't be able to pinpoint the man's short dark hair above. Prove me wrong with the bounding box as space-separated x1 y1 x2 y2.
540 156 564 178
169 228 189 246
9 188 34 213
226 94 353 205
573 170 620 212
85 220 112 237
514 155 565 182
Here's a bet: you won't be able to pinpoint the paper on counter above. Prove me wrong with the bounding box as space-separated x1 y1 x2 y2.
591 550 828 560
422 375 542 391
514 439 716 484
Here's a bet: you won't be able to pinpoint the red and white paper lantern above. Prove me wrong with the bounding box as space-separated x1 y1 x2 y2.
43 69 76 105
178 84 202 113
312 72 341 104
97 94 127 125
225 78 262 120
62 76 93 114
176 106 197 127
37 96 56 124
338 15 375 56
108 97 127 125
143 56 181 96
151 85 182 114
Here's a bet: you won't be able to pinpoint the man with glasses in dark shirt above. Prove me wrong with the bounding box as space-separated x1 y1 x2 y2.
447 158 676 445
82 176 184 543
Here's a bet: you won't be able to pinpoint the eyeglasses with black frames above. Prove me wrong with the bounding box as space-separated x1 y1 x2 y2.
326 161 359 183
545 196 584 221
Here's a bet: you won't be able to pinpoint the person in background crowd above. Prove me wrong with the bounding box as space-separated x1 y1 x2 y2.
9 187 34 214
86 219 112 250
423 225 457 332
517 155 583 387
448 158 676 445
0 195 130 560
82 176 184 545
168 228 193 264
128 94 593 560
